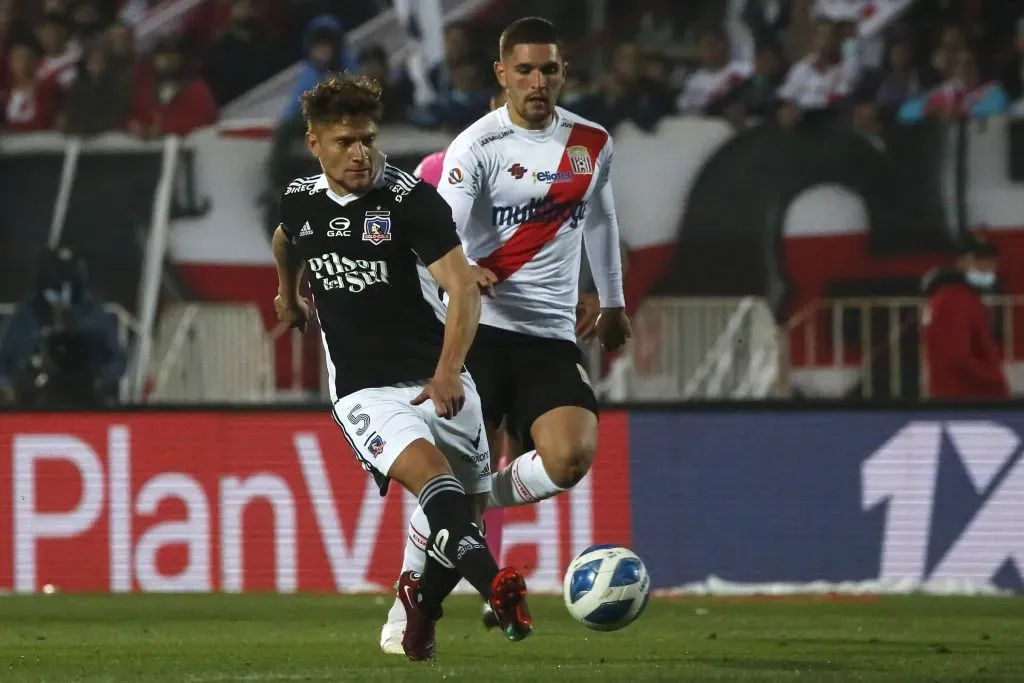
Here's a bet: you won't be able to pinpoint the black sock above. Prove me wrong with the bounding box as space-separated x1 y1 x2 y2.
417 474 498 612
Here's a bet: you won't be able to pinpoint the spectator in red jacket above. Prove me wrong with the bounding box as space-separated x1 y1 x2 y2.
2 41 57 131
35 11 81 90
922 238 1009 399
127 36 216 137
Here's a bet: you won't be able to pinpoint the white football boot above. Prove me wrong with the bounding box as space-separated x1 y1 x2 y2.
380 594 407 655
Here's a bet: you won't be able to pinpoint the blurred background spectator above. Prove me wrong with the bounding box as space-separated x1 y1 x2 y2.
718 40 785 128
35 11 80 90
356 43 413 123
922 236 1009 400
58 41 132 135
0 0 1016 137
575 40 675 131
280 13 355 122
871 37 924 116
677 26 750 116
2 39 56 130
201 0 288 107
898 46 1008 123
0 247 125 408
128 35 216 137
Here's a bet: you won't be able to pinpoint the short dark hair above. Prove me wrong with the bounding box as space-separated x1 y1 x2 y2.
499 17 558 58
960 235 998 259
301 74 383 126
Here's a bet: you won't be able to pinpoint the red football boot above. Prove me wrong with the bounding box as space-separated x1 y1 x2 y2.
488 567 533 642
396 571 439 661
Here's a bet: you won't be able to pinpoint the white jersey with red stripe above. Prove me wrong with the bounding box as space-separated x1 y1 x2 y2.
437 104 625 342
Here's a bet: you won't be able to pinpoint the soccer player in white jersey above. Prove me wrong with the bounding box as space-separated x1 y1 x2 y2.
380 16 629 652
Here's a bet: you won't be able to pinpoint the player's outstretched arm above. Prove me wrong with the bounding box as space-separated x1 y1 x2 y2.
272 224 309 331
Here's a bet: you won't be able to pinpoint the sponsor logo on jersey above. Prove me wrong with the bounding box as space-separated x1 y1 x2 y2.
448 167 463 185
298 222 313 237
532 170 573 184
492 197 587 228
479 129 513 146
507 163 527 180
285 177 320 195
368 434 385 457
461 449 489 465
567 145 594 175
307 252 391 293
363 210 391 245
327 217 351 237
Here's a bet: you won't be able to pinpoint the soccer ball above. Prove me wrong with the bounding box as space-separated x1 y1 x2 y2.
562 544 651 631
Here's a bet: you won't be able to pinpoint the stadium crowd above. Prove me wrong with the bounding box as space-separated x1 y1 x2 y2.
0 0 371 134
3 0 1024 136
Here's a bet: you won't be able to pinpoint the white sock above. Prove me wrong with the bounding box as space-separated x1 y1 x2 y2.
402 504 428 573
389 506 429 626
487 451 567 509
396 453 566 583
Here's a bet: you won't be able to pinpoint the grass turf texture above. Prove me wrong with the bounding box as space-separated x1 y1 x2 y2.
0 595 1022 681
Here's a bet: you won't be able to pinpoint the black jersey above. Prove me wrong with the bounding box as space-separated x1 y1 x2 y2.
279 160 460 400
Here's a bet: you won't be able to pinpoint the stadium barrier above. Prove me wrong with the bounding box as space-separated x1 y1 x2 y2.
788 295 1024 399
2 405 1022 595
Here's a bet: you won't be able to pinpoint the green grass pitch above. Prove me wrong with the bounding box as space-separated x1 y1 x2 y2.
1 594 1022 681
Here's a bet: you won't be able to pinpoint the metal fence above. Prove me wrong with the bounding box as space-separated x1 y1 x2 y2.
786 295 1024 399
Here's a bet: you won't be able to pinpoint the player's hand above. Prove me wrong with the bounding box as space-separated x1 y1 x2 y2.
596 307 632 352
470 266 498 298
274 294 310 332
575 292 601 340
411 370 466 419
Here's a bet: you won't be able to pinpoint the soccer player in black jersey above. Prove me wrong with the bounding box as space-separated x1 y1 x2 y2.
272 75 531 660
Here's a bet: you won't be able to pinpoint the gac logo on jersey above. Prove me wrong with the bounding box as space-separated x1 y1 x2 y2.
363 210 391 245
507 163 527 180
492 197 587 228
327 217 351 237
307 252 391 293
448 168 463 185
532 170 572 184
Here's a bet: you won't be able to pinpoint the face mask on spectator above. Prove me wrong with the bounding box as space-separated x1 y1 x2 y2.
965 269 996 289
42 283 71 307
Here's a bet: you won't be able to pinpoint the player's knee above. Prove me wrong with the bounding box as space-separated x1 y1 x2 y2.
544 441 596 488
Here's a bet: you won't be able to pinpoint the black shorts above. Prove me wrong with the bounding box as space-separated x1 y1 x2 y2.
465 324 598 451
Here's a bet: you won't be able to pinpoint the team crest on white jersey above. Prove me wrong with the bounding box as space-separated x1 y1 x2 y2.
567 145 593 175
363 210 391 245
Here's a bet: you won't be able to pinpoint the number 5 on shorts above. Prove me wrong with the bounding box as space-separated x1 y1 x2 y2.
348 404 370 436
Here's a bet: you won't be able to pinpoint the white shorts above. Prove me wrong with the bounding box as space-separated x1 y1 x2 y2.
331 373 492 495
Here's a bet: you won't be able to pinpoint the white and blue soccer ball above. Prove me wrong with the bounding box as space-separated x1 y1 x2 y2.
563 544 651 631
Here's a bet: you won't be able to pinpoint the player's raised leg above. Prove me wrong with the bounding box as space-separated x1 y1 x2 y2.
489 405 597 506
376 437 501 661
